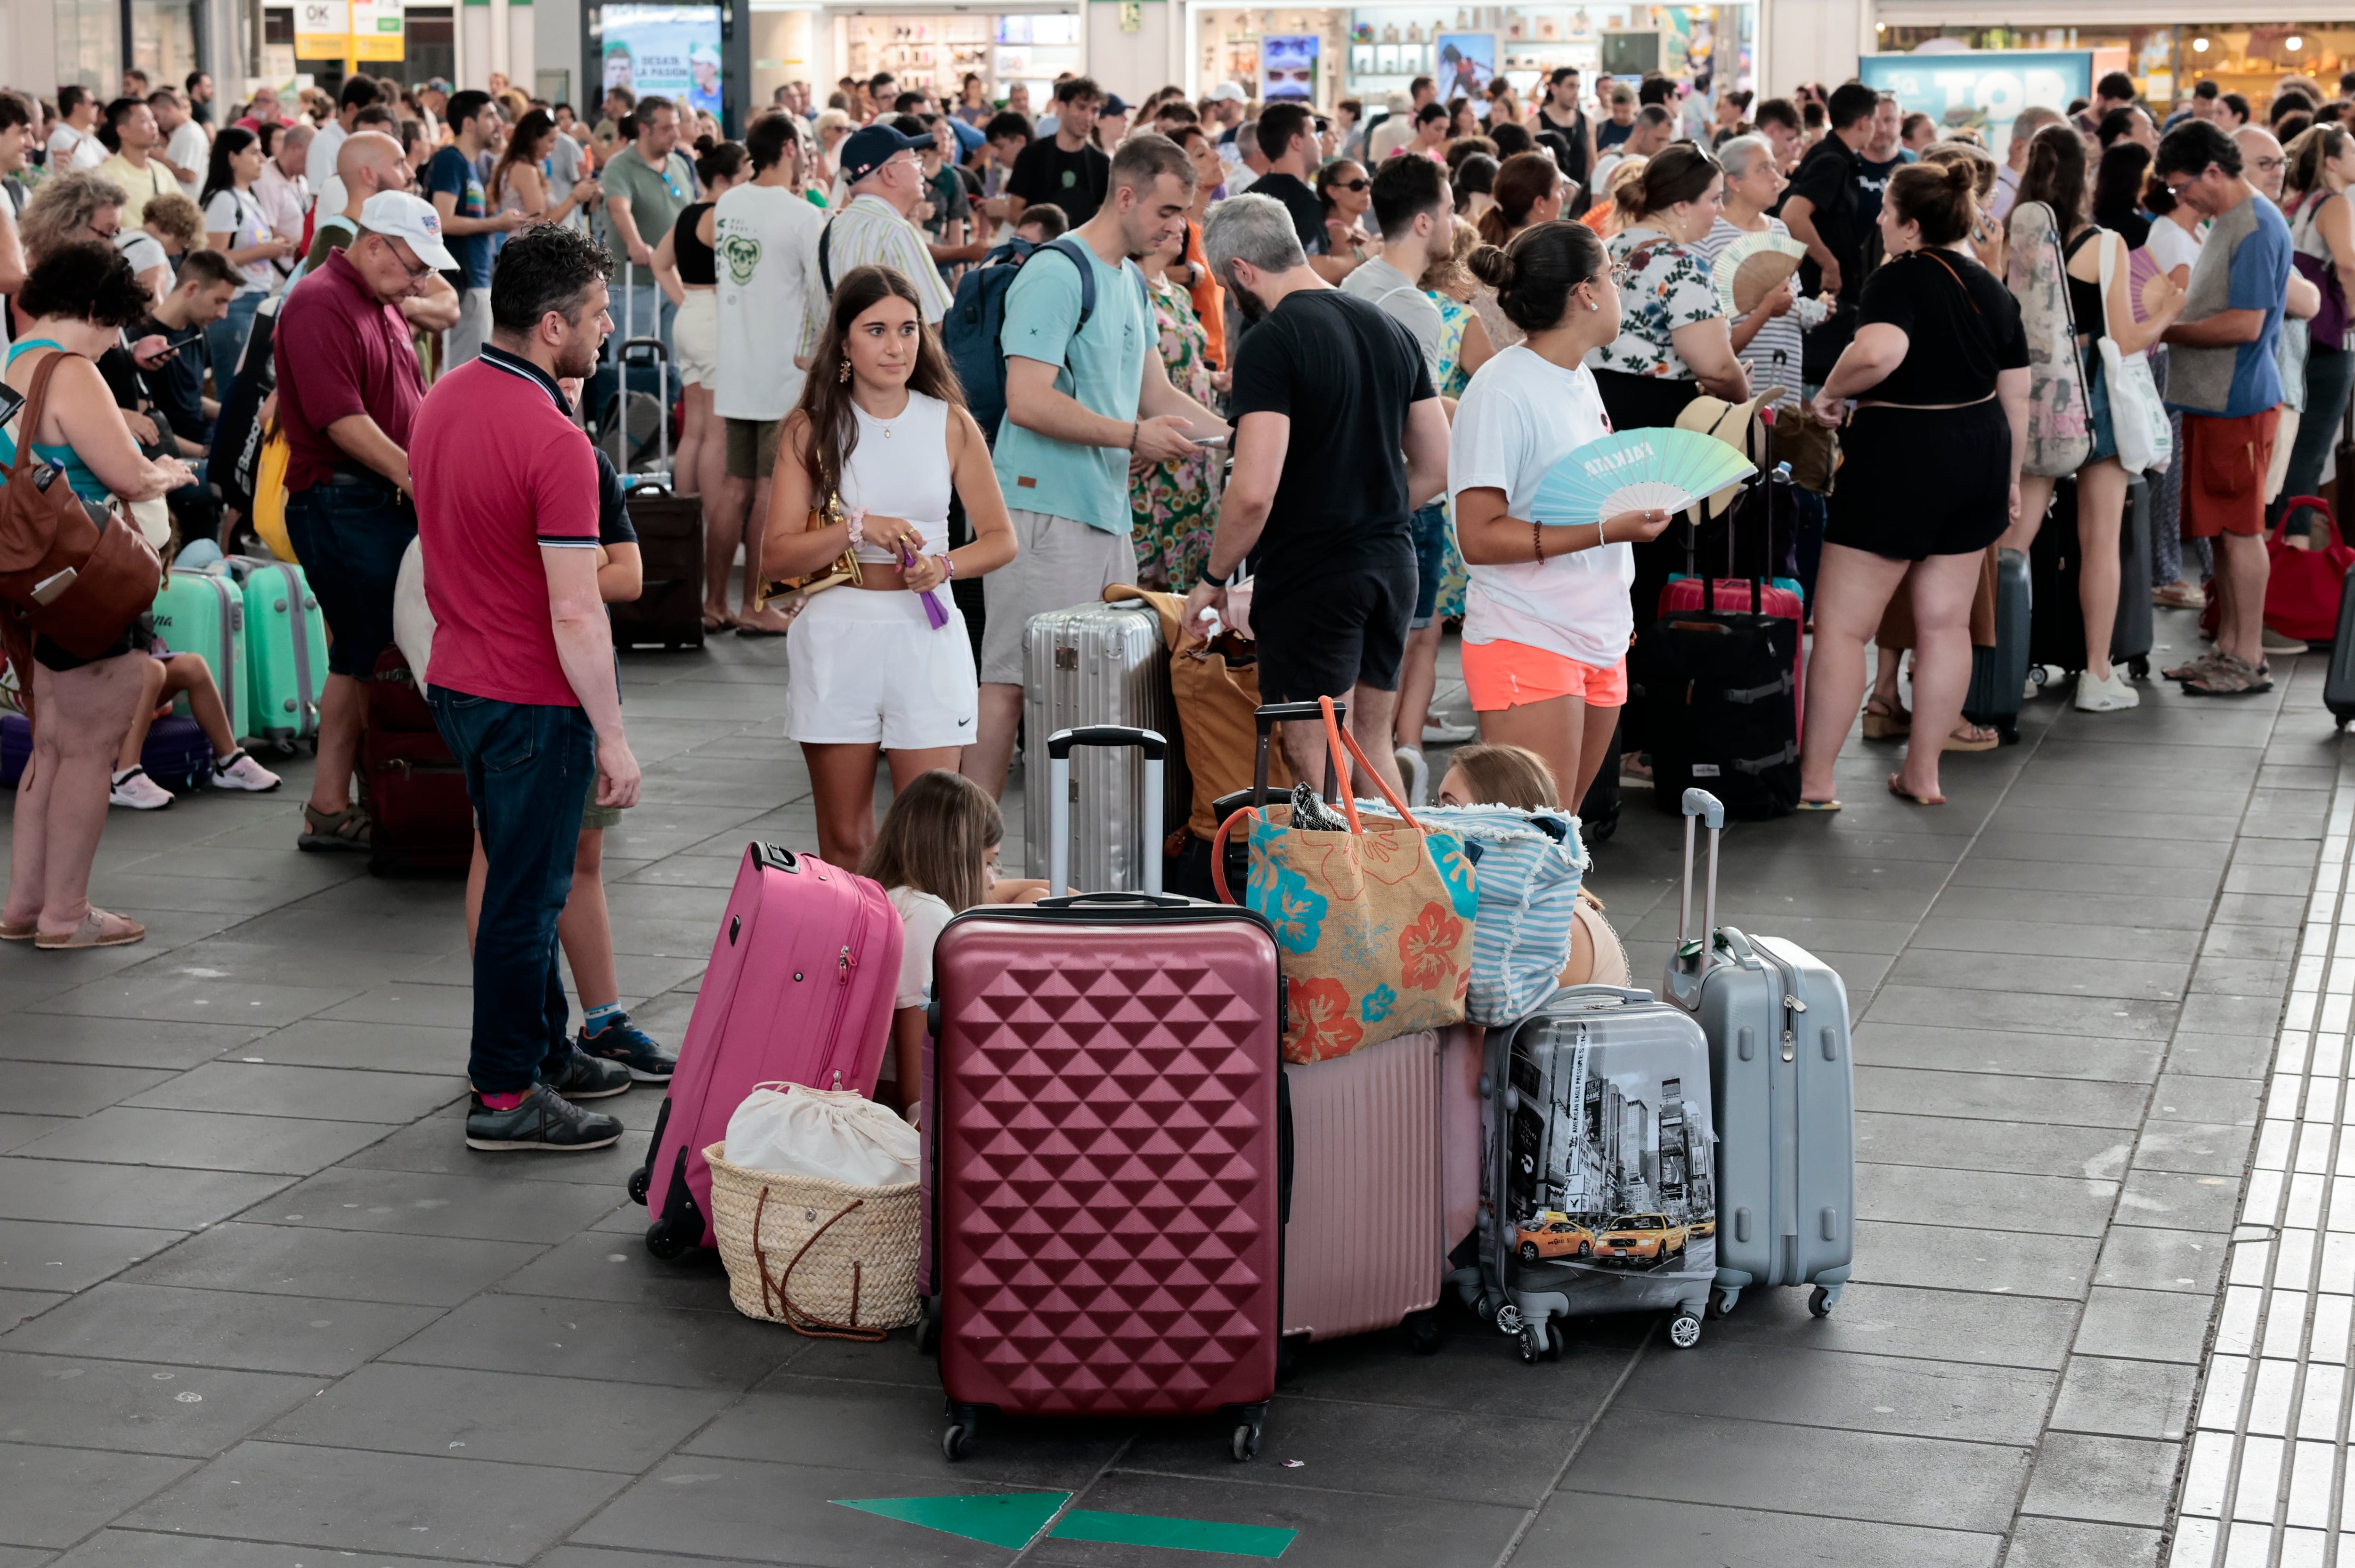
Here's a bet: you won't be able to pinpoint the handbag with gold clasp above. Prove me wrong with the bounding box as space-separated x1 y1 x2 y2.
756 494 861 610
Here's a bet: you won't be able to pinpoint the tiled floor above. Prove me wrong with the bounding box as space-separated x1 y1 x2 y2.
0 614 2327 1566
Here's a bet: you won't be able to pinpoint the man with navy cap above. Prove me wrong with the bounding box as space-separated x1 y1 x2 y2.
816 121 951 320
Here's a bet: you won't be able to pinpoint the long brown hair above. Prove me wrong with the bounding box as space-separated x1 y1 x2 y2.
1477 150 1560 244
792 263 970 511
2010 121 2088 234
860 769 1002 913
489 108 554 206
2286 123 2352 205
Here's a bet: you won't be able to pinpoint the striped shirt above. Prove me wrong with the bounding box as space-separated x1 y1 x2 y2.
1691 216 1827 413
817 194 952 323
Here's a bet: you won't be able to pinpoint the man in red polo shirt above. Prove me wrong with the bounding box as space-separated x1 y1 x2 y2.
412 224 646 1153
275 188 446 856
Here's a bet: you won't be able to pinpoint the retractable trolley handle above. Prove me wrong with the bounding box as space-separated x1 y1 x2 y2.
1250 700 1344 807
1047 726 1167 898
1679 789 1725 978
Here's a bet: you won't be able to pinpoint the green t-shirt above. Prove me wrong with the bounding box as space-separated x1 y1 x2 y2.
991 242 1150 533
600 145 695 285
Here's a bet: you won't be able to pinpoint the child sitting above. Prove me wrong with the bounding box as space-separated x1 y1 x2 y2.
110 632 283 808
861 769 1050 1119
1434 743 1626 986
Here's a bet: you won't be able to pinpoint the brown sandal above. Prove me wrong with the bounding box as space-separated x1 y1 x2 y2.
0 918 35 941
1860 696 1910 740
1942 723 2000 752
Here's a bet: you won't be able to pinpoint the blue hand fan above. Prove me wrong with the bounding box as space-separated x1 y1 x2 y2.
1531 428 1757 526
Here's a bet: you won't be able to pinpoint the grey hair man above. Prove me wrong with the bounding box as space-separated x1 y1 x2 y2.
1186 192 1448 797
1993 105 2065 220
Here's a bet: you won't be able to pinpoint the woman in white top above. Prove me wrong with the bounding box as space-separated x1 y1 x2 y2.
762 264 1019 869
2283 125 2355 506
1450 221 1674 805
197 128 293 379
2143 169 2207 608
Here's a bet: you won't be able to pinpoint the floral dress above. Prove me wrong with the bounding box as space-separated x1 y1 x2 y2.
1129 274 1219 592
1589 226 1723 379
1425 291 1476 622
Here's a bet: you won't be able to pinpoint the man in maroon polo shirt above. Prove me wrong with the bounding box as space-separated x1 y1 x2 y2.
273 189 448 855
412 224 646 1152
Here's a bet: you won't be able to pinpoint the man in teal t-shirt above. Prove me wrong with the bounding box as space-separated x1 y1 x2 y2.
973 132 1229 799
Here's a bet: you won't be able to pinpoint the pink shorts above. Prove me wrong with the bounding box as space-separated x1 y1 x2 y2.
1462 639 1629 711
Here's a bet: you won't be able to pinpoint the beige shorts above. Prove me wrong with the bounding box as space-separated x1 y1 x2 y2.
978 508 1139 686
725 416 784 480
672 288 719 386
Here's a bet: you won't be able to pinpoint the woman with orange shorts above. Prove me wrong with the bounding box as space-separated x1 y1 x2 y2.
1450 218 1673 806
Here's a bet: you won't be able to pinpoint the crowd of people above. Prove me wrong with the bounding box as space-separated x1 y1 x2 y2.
0 56 2342 1146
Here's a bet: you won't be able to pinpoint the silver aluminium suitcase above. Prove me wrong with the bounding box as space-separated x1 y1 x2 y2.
1665 788 1856 1317
1021 597 1190 889
1461 986 1718 1364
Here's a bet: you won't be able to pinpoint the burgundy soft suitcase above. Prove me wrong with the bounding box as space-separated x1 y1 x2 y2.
363 647 472 875
633 841 903 1258
926 725 1286 1462
1281 1027 1448 1349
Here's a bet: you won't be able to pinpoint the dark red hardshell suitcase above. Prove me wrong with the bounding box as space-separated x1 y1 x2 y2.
364 647 471 875
928 891 1285 1461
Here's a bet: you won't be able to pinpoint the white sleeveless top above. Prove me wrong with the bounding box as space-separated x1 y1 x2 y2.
841 391 953 564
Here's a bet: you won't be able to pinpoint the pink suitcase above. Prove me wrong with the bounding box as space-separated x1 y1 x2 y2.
633 842 903 1258
927 725 1286 1463
1281 1028 1448 1348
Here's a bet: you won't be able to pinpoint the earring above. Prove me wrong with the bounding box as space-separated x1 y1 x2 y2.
838 358 851 383
1587 300 1600 311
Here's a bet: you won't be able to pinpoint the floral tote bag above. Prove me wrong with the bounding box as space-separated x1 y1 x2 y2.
2005 201 2093 477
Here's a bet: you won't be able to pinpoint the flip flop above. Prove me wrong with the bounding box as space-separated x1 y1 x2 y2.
1942 724 2000 753
1887 774 1945 807
1795 798 1843 812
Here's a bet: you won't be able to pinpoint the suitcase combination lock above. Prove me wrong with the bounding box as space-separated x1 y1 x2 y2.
1781 994 1806 1061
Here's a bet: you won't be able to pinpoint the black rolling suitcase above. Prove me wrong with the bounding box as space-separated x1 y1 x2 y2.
2026 477 2154 681
2327 559 2355 728
1963 547 2031 743
1634 570 1801 821
600 340 706 652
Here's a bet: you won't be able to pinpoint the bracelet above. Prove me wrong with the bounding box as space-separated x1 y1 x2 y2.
1128 420 1140 453
1204 563 1230 588
1532 518 1543 563
941 553 956 581
1598 514 1608 547
845 509 865 549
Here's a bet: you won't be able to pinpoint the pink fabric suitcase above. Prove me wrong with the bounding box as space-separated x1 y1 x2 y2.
1281 1028 1447 1348
929 724 1286 1463
634 842 902 1258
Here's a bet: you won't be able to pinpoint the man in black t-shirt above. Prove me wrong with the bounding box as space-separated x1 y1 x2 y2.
1005 77 1112 228
1186 193 1448 795
1245 102 1328 256
1782 80 1878 383
1535 68 1596 214
135 248 242 454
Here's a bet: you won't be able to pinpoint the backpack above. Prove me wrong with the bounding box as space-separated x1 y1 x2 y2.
2005 201 2094 477
0 353 165 706
938 237 1100 443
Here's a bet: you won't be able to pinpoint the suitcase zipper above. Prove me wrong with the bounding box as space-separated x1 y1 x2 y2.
815 915 870 1089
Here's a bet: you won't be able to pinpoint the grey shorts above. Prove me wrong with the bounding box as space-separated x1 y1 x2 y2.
581 774 625 832
978 508 1139 686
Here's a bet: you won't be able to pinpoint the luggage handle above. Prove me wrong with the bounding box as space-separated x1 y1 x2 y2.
1046 725 1165 898
1252 699 1343 808
1678 789 1723 980
1037 890 1194 910
1557 983 1659 1005
1680 466 1772 614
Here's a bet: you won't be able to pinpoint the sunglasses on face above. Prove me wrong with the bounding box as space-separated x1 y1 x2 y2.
1332 177 1369 192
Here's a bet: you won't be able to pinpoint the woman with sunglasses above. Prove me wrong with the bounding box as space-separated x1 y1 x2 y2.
1449 220 1673 809
1316 158 1378 278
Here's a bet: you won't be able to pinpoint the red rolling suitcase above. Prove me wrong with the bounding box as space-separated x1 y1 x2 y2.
926 725 1286 1462
633 841 903 1258
363 647 472 875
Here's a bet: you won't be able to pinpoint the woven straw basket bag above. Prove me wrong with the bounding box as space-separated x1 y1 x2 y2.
702 1143 921 1340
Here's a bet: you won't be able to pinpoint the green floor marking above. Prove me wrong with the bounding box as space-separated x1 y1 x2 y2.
1048 1509 1297 1558
832 1491 1072 1549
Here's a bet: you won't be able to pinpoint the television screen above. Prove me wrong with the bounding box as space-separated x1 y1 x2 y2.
600 4 724 119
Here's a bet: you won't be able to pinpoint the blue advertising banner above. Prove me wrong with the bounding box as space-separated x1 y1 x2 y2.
1858 49 2093 160
600 4 724 120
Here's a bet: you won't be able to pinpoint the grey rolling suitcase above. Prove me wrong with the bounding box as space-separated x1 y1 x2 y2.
2116 476 2155 677
1021 596 1192 889
1457 985 1718 1363
1664 789 1856 1318
1962 545 2030 743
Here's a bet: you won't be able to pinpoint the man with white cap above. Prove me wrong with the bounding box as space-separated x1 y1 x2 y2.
1204 81 1248 145
273 188 452 857
816 122 952 321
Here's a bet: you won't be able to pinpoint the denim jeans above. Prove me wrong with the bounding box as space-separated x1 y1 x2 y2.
2286 343 2355 504
428 689 596 1094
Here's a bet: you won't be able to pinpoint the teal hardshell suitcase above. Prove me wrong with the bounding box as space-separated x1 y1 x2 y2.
235 557 326 750
150 569 245 743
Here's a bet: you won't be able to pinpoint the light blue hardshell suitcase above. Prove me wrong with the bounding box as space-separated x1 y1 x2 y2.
233 557 327 751
1665 788 1856 1318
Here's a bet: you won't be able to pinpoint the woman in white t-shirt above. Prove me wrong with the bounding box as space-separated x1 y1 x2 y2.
197 127 293 380
860 769 1050 1120
1450 220 1674 806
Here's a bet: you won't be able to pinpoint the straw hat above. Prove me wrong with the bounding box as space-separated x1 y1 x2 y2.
1674 383 1787 519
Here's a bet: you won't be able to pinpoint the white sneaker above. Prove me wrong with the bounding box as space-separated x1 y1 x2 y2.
2074 668 2142 712
210 747 283 792
1421 718 1478 744
109 766 173 810
1395 744 1430 808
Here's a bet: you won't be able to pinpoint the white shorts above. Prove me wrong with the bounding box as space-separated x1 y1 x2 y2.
786 585 977 749
673 289 719 387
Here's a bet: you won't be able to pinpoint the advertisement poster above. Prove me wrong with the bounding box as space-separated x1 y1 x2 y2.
350 0 404 62
292 0 348 60
1858 49 2093 160
600 4 725 119
1436 33 1494 100
1262 35 1319 102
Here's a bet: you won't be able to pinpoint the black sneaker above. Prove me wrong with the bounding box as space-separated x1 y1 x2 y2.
541 1044 632 1100
580 1010 678 1082
464 1084 624 1152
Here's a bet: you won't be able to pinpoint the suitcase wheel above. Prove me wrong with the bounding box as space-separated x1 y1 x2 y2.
643 1216 693 1261
1809 1285 1839 1318
1709 1287 1741 1320
2128 655 2149 681
1667 1309 1703 1350
1516 1319 1564 1364
942 1408 981 1462
1229 1411 1265 1463
1494 1301 1523 1336
1403 1308 1443 1356
625 1165 651 1206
